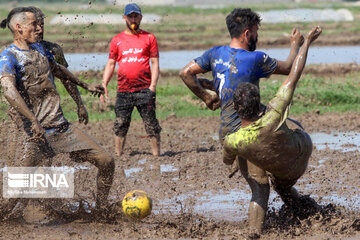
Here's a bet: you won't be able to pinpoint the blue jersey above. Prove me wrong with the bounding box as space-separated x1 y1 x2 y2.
194 46 277 140
0 43 67 131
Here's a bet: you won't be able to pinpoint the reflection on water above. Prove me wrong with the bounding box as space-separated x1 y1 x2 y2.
66 46 360 72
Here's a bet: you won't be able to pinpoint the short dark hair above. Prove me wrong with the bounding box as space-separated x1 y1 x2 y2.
0 7 35 31
233 82 260 120
226 8 261 39
28 6 45 21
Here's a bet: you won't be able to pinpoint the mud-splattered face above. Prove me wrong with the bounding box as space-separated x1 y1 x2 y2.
21 12 43 44
123 12 142 32
36 18 44 41
247 25 258 52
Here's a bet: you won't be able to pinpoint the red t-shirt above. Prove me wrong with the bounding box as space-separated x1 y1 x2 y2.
109 30 159 92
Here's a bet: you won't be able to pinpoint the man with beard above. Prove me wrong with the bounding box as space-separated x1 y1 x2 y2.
223 26 321 237
180 8 304 143
179 8 304 236
101 3 161 156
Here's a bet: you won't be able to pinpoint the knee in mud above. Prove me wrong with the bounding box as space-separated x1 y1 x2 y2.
113 117 130 136
249 172 269 185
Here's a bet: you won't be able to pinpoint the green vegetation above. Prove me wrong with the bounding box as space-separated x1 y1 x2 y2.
2 70 359 123
261 72 360 115
0 2 359 52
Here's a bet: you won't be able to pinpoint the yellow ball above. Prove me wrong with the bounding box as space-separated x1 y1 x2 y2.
122 190 152 220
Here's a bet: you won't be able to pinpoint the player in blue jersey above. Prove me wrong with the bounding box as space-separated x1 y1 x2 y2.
0 7 114 221
180 8 304 142
179 8 304 237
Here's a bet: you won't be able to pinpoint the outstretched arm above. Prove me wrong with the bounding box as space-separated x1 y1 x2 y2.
280 26 322 104
179 61 220 111
51 63 104 96
273 28 304 75
59 79 88 124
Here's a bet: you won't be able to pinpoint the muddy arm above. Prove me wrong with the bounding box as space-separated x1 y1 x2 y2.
1 75 44 137
58 78 88 124
51 63 104 96
179 61 220 111
197 77 216 92
222 140 237 165
280 26 322 105
273 28 304 75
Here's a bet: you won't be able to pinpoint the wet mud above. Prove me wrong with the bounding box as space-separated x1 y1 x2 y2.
0 112 359 239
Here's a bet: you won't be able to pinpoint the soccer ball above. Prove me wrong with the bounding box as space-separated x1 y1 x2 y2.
122 190 152 220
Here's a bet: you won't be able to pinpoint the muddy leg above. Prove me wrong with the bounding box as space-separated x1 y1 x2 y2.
115 135 126 156
68 127 115 209
136 89 161 156
238 157 269 237
3 137 54 221
271 176 300 208
150 134 160 156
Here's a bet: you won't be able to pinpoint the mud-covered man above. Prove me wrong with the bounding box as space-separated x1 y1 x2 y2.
101 3 161 156
2 6 89 164
29 6 89 125
179 8 304 142
0 7 115 218
222 26 322 237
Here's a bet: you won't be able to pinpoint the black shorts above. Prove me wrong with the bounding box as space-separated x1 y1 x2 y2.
113 89 161 137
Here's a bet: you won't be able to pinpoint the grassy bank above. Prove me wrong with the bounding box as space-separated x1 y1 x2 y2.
2 69 359 123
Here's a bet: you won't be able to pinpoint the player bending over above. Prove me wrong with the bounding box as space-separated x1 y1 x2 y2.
222 26 322 237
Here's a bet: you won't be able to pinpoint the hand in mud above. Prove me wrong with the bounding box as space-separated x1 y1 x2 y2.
87 82 105 97
306 26 322 43
78 105 89 125
290 28 304 47
203 90 220 111
31 119 45 139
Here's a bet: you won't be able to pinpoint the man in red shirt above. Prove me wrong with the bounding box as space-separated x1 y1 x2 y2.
101 3 161 156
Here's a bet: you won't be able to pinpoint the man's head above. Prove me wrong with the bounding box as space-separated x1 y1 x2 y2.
233 82 261 121
28 6 45 40
1 7 42 44
123 3 142 32
226 8 261 51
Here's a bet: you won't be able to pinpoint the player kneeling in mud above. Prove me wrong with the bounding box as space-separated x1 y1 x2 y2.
0 7 115 220
222 26 322 237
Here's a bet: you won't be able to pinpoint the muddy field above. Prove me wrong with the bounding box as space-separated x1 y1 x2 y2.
0 111 359 239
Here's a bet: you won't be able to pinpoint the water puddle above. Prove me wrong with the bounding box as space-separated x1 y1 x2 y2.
211 132 359 152
153 186 360 221
138 159 147 165
124 167 143 177
124 163 178 177
160 164 178 173
310 132 360 152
